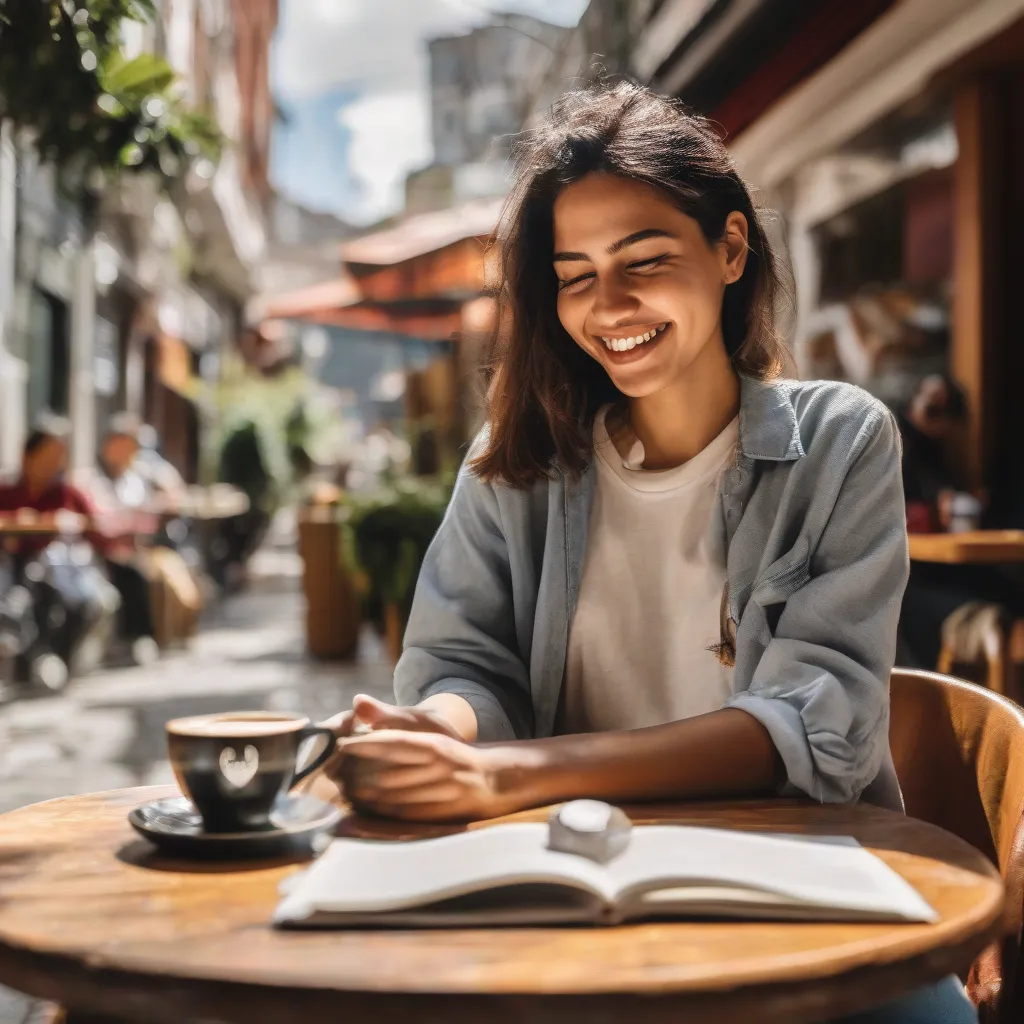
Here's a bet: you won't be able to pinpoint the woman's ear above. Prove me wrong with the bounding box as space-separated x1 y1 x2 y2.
721 211 750 284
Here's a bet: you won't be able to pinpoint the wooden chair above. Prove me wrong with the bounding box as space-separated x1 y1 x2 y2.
890 668 1024 1023
937 601 1010 696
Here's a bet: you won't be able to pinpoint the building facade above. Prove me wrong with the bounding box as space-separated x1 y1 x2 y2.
405 14 570 215
0 0 277 481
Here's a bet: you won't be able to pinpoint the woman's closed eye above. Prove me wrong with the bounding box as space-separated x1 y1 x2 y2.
557 254 670 294
627 253 669 272
557 271 595 294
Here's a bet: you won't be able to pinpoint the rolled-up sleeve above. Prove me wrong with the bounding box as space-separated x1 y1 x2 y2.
392 458 533 742
726 407 909 803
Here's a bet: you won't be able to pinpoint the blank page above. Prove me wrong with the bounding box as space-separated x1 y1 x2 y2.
274 823 612 923
607 827 937 922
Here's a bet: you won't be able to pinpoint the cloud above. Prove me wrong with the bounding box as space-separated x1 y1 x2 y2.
338 90 432 223
272 0 589 222
274 0 474 101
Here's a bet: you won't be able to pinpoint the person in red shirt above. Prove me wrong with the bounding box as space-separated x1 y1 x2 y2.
0 422 94 526
0 421 119 686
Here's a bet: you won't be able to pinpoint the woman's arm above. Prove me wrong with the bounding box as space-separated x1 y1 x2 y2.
491 707 779 806
391 447 535 742
724 404 909 804
338 707 779 821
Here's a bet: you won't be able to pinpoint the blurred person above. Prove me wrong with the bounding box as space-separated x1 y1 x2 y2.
896 373 967 533
95 413 150 510
895 375 1024 670
322 84 971 1024
86 416 202 654
133 423 199 562
0 422 118 686
134 423 188 509
0 419 93 531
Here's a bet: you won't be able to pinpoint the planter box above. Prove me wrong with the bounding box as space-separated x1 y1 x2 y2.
297 509 361 661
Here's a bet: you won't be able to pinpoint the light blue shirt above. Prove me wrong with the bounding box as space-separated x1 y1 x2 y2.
394 377 909 810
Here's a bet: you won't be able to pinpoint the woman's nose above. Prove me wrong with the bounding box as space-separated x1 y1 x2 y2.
590 274 639 325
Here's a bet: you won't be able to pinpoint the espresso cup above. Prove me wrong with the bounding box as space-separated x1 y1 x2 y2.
166 712 336 833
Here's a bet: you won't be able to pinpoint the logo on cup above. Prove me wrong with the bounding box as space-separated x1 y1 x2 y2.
219 745 259 788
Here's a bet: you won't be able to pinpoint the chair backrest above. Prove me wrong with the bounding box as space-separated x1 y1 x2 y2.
890 668 1024 1021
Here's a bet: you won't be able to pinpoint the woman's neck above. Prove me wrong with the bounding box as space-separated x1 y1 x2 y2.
627 336 740 471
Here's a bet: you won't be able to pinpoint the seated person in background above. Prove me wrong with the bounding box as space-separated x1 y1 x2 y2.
76 416 160 662
896 373 967 534
896 375 1024 669
134 423 188 510
0 420 92 535
0 421 118 681
82 416 202 653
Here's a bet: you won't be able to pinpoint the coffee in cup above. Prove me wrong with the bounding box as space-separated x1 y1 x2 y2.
166 712 336 833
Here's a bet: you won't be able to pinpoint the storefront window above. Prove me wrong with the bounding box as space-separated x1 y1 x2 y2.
791 94 955 409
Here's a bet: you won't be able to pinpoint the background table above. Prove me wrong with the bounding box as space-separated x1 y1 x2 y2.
0 786 1006 1024
909 529 1024 564
0 518 87 539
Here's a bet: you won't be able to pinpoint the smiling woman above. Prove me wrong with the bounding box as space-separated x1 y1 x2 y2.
470 87 787 486
322 79 969 1024
328 82 909 822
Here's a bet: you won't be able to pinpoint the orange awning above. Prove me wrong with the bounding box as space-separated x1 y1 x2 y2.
340 196 503 266
260 277 361 321
299 303 464 341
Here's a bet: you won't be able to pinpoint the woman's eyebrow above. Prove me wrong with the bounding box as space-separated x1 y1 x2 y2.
553 228 677 263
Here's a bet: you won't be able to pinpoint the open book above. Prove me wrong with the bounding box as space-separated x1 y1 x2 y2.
273 823 937 928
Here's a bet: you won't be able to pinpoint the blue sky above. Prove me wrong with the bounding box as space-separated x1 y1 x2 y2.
270 0 589 225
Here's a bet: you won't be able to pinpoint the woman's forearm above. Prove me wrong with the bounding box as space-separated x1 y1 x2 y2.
418 693 479 742
488 708 781 809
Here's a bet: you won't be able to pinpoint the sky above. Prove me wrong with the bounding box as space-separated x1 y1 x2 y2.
270 0 589 225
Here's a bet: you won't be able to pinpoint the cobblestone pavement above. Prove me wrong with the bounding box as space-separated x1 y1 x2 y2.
0 542 393 1022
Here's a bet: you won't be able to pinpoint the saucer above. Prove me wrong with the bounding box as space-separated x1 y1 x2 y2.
128 794 342 860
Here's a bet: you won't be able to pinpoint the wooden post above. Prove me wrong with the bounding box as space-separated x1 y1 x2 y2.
384 602 404 665
951 78 1003 494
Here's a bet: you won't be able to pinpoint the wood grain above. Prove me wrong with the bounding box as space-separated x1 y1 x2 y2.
908 530 1024 565
0 786 1007 1024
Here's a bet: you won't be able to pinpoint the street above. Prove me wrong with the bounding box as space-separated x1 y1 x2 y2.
0 535 393 1022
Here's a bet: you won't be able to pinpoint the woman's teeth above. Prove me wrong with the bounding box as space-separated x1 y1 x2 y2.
600 323 668 352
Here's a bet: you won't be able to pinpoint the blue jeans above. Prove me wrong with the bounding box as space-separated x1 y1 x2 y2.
834 976 977 1023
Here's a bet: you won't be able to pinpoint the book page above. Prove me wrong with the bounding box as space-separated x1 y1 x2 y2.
607 827 936 922
274 823 616 923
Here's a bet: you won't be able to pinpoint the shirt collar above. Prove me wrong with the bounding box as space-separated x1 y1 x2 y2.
738 376 804 462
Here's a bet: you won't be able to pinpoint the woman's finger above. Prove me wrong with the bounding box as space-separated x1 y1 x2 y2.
339 732 442 765
348 761 451 796
365 778 473 806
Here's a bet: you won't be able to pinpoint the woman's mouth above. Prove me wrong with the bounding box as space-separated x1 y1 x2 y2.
596 322 670 361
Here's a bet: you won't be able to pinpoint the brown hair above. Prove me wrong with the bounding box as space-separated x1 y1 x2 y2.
471 82 790 489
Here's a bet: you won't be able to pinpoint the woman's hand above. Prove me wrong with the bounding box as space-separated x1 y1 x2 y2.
337 730 515 822
322 694 466 741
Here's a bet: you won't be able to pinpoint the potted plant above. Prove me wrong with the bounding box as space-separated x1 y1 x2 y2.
348 476 453 663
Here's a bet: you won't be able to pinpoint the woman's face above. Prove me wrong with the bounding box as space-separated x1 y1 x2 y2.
552 173 748 398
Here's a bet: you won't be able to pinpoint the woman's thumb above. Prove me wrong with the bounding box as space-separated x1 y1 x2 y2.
351 693 393 726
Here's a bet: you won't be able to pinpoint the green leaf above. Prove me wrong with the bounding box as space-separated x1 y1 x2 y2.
99 52 174 97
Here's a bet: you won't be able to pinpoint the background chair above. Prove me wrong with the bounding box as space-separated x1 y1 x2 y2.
889 668 1024 1023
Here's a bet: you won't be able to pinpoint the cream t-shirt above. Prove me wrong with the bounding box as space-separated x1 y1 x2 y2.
561 406 738 734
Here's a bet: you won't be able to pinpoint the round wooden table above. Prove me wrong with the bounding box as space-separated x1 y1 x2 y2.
0 786 1006 1024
